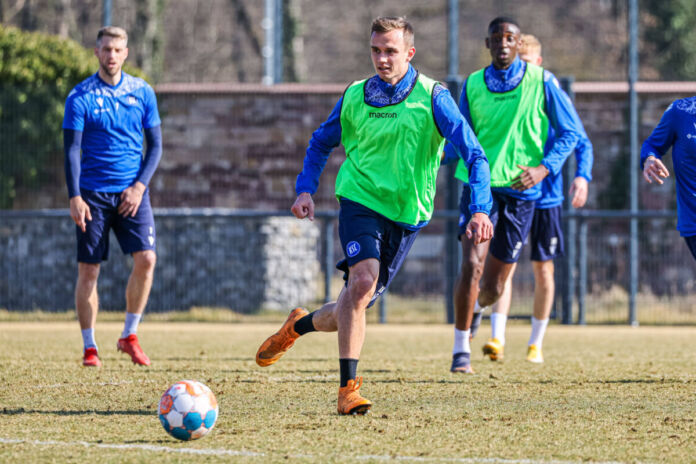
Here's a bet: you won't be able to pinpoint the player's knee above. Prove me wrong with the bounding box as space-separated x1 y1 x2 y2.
133 250 157 274
347 273 377 305
78 263 100 284
533 261 554 289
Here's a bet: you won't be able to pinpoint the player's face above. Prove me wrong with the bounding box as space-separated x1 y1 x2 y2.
486 23 521 69
370 29 415 85
519 51 543 66
95 36 128 77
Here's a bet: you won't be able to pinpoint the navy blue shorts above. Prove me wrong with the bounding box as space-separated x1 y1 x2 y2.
530 206 564 262
684 235 696 261
337 198 419 308
76 189 157 263
459 186 535 263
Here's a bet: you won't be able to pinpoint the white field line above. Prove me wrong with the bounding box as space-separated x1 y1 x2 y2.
0 437 631 463
28 379 160 389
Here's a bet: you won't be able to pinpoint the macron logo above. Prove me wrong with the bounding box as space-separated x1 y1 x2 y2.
369 112 397 119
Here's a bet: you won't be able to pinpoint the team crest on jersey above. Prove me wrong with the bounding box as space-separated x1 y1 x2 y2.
128 96 137 105
346 241 360 258
96 97 104 107
685 123 696 140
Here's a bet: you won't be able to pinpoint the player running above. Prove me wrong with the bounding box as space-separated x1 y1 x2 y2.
477 34 594 364
255 16 493 415
447 17 582 373
641 97 696 260
63 26 162 367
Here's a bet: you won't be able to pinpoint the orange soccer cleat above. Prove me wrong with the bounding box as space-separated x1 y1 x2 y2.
82 347 102 367
337 377 372 415
117 334 151 366
482 338 504 361
255 307 308 367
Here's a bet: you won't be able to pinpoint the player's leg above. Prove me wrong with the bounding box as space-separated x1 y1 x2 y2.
486 262 516 352
451 186 496 373
77 262 101 366
114 190 157 366
526 206 563 363
479 193 535 361
74 190 113 367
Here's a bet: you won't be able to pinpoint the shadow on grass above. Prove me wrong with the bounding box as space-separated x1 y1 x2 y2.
0 408 152 416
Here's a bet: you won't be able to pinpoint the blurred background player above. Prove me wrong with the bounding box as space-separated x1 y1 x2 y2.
446 17 582 373
63 26 162 367
641 97 696 261
477 34 594 364
256 16 493 415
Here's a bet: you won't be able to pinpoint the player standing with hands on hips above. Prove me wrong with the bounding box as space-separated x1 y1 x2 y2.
256 16 493 415
63 26 162 367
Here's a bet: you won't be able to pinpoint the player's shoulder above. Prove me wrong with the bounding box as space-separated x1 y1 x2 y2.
669 96 696 116
66 73 99 101
541 68 560 88
120 72 154 95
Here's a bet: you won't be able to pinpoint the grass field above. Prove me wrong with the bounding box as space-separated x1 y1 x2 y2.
0 320 694 463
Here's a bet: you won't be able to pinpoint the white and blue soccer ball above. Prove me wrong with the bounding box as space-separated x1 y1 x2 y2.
158 380 219 441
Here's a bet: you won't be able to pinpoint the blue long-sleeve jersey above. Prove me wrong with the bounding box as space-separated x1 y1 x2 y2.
445 56 582 201
641 97 696 236
537 117 593 209
295 65 492 230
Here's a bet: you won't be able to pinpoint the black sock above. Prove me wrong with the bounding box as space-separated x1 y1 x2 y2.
293 312 316 336
339 358 359 387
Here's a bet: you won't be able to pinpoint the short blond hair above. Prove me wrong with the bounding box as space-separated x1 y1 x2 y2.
519 34 541 56
97 26 128 46
371 16 414 47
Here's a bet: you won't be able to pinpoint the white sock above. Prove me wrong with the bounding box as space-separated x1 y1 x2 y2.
122 312 142 338
490 313 507 345
528 317 549 348
81 328 97 350
453 328 471 354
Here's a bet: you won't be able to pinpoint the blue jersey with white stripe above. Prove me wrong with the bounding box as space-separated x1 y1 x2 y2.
63 72 161 192
641 97 696 236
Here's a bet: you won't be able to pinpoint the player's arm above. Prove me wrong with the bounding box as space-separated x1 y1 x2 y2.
292 97 343 221
641 103 676 184
433 85 493 244
569 123 594 208
63 129 91 232
119 125 163 217
513 71 580 191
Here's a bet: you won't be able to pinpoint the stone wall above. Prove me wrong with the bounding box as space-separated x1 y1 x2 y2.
0 210 319 312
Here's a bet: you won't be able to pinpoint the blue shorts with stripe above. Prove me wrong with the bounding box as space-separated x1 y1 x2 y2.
76 189 156 263
530 206 564 262
336 198 419 308
458 185 535 263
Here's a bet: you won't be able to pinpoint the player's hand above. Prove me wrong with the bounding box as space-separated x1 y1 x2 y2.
465 212 493 245
643 156 670 185
118 182 146 217
511 164 549 191
291 192 315 220
69 196 92 233
569 177 589 208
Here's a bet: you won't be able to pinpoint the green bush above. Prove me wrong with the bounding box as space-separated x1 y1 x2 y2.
0 25 146 209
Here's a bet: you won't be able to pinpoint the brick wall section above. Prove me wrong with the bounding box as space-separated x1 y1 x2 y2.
0 211 319 312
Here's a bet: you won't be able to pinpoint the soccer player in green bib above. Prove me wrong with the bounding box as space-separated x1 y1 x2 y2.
446 17 582 373
255 16 494 415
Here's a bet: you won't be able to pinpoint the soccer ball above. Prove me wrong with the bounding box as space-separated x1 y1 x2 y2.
158 380 219 441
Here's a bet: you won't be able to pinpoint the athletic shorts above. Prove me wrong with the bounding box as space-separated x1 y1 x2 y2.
458 186 535 263
683 235 696 261
336 198 419 308
530 206 564 262
76 189 157 263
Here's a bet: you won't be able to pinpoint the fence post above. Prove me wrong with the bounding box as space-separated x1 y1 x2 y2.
560 76 576 325
628 0 640 327
323 218 333 303
578 218 588 324
445 77 463 325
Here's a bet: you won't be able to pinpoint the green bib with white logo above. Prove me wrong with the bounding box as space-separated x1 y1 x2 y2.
456 63 548 187
336 73 445 225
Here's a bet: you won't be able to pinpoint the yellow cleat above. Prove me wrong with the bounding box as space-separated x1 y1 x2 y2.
526 344 544 363
482 338 504 361
337 377 372 415
255 307 308 367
